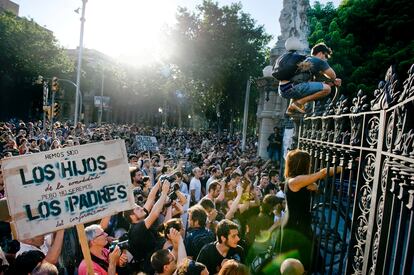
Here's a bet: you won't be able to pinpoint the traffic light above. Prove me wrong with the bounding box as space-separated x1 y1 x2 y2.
43 105 52 120
43 82 49 106
51 77 60 92
53 102 60 117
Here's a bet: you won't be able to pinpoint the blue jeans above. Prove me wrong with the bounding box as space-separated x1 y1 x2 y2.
279 82 324 99
268 148 280 162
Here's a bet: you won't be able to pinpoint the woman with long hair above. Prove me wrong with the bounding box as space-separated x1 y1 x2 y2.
281 149 339 271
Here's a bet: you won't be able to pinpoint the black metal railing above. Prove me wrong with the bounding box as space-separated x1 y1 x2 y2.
297 64 414 274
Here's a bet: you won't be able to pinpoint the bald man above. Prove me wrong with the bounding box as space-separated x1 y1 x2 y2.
280 258 305 275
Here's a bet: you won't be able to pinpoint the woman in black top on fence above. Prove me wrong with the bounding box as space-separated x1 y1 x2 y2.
280 149 339 272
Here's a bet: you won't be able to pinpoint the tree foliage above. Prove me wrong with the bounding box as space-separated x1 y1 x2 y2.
0 12 74 119
0 13 73 78
165 0 271 127
308 0 414 96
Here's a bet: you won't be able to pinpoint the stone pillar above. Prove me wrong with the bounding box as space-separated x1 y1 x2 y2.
255 0 310 159
273 0 310 63
256 77 288 159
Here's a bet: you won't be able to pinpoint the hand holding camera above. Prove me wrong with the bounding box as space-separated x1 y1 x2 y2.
161 180 171 196
109 245 121 265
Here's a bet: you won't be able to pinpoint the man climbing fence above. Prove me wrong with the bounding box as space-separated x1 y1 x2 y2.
273 38 342 116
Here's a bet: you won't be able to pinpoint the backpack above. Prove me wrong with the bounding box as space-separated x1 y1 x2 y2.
272 51 307 81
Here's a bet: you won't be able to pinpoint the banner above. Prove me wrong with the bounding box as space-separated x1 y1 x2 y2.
135 135 158 152
1 140 134 240
94 96 111 109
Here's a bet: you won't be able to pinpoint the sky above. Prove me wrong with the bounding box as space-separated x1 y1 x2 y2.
13 0 341 66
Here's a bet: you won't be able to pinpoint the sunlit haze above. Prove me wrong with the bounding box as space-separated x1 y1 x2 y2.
86 0 177 65
14 0 341 67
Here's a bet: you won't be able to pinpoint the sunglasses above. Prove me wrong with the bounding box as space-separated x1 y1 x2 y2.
94 231 107 239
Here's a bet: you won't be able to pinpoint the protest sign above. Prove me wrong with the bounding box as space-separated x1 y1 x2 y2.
1 139 134 240
135 135 158 151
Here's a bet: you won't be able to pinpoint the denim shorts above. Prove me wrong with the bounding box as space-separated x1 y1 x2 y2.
278 82 324 99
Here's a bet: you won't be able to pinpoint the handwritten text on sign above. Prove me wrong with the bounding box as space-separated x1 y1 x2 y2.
135 135 158 152
1 140 135 240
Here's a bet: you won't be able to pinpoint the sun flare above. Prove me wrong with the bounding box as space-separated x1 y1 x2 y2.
84 0 177 65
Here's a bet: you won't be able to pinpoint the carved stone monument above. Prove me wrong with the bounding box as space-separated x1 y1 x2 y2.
272 0 310 64
256 0 310 160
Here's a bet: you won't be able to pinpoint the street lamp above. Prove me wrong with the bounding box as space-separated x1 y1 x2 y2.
187 114 192 129
263 65 273 78
176 90 184 128
74 0 87 124
241 77 252 152
158 107 163 127
98 68 104 125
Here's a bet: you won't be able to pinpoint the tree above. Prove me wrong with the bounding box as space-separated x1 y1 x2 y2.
0 12 73 120
165 0 271 128
308 0 414 96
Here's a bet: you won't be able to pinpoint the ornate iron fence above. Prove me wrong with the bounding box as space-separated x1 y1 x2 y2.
297 64 414 274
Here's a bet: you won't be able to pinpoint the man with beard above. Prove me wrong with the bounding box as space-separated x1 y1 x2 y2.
196 219 244 274
130 167 143 188
125 180 170 274
185 205 215 259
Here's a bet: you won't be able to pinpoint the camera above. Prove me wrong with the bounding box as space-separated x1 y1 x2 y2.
164 183 181 207
133 187 145 205
160 174 176 183
168 183 180 201
109 239 129 252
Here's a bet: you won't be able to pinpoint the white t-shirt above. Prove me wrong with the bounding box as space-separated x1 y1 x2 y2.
206 176 215 192
179 181 189 195
16 234 52 258
190 177 202 202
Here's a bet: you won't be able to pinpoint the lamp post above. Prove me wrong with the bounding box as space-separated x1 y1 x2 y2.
255 65 279 159
241 77 252 152
158 107 163 127
74 0 87 125
188 114 192 128
98 69 104 125
176 90 184 128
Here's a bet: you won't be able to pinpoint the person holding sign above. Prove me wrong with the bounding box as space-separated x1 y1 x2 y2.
78 224 127 275
15 230 64 265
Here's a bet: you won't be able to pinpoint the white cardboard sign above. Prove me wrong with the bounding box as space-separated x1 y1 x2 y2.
1 140 134 240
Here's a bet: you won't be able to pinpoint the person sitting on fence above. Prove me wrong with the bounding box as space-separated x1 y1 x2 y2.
278 39 342 115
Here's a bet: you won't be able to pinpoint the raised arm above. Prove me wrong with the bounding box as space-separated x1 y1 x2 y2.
144 180 169 229
288 167 341 192
175 190 187 206
215 180 226 203
225 185 243 220
143 179 161 212
169 228 187 265
100 216 111 231
44 230 64 264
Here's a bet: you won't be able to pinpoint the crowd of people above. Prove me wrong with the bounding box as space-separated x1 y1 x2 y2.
0 119 316 275
0 37 344 275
